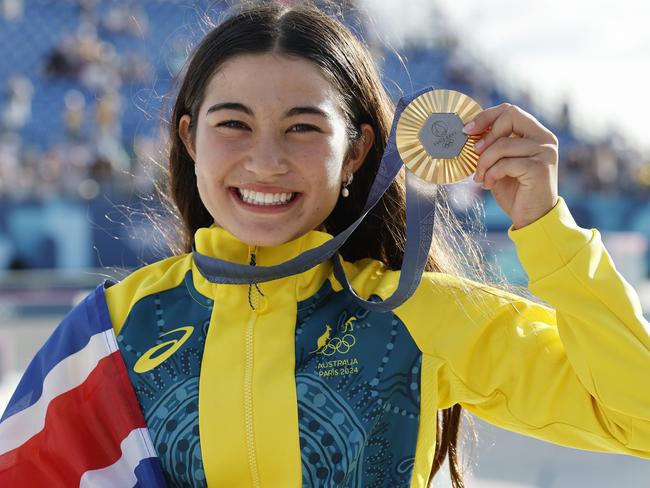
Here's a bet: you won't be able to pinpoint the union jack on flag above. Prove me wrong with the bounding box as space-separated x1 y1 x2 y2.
0 285 167 487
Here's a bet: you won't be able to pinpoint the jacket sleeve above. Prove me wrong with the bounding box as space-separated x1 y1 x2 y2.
428 197 650 458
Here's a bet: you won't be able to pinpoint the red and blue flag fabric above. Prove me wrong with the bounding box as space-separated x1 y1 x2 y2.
0 284 167 487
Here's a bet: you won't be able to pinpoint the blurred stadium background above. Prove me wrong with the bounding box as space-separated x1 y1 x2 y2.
0 0 648 486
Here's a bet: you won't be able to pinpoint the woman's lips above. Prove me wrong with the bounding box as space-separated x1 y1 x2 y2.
236 183 298 193
230 187 302 213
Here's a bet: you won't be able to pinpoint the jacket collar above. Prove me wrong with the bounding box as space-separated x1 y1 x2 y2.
192 225 334 302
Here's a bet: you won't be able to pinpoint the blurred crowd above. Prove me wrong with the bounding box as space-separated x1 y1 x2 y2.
0 73 160 200
0 0 649 203
0 0 162 200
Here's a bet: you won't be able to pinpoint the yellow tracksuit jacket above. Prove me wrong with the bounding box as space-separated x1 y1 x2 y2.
104 197 650 487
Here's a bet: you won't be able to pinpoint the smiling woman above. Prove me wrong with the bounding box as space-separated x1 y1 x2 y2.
177 53 374 246
1 2 649 488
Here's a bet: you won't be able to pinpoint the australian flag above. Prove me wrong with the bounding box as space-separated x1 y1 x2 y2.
0 284 167 487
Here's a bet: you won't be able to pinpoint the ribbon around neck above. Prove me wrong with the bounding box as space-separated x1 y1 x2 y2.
192 86 438 312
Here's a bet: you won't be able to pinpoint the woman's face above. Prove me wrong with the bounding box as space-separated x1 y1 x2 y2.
180 53 373 247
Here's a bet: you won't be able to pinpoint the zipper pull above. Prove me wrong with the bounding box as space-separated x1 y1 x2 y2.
247 247 265 311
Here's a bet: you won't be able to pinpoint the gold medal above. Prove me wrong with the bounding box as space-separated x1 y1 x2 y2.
396 89 482 185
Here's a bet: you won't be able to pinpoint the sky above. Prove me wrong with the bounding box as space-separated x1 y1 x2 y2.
361 0 650 156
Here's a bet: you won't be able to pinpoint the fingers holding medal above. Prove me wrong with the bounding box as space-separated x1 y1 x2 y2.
396 89 560 229
462 102 560 229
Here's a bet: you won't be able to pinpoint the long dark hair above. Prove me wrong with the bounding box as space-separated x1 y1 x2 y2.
161 3 487 486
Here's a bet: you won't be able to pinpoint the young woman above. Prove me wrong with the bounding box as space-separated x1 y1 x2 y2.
1 3 648 488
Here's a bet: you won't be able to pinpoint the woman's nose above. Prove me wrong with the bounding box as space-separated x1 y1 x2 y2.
242 132 289 178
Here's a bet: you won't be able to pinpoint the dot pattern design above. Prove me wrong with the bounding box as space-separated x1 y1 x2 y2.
117 271 212 487
146 378 205 486
297 374 366 486
296 280 422 487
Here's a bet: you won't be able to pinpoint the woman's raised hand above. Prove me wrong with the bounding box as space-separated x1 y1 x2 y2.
463 103 559 230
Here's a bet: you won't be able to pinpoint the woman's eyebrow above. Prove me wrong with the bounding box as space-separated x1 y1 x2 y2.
205 102 253 116
285 106 330 119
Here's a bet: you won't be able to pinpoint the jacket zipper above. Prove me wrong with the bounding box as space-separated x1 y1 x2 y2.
244 248 261 487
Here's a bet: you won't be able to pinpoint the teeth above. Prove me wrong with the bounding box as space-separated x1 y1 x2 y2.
238 188 295 206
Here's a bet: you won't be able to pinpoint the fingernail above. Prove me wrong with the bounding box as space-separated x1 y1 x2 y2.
462 121 475 134
474 139 485 152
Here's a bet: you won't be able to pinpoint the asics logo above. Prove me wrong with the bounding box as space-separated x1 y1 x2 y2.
133 326 194 374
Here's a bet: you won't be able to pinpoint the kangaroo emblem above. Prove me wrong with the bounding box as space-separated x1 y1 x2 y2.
309 324 332 354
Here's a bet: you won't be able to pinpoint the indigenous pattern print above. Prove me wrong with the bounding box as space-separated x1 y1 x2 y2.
295 280 422 487
116 272 212 487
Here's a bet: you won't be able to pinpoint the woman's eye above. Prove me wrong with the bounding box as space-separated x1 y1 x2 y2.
288 124 320 133
217 120 249 130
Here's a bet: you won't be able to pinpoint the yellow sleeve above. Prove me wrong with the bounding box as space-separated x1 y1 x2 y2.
430 197 650 458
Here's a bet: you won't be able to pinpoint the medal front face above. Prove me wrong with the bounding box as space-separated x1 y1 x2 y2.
396 89 482 185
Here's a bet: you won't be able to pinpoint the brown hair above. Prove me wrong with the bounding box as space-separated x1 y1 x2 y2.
160 2 495 486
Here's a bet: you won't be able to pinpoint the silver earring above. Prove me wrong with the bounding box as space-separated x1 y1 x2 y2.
341 173 353 198
194 165 198 176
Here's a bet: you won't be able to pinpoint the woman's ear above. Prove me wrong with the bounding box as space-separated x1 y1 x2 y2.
345 123 375 174
179 114 197 162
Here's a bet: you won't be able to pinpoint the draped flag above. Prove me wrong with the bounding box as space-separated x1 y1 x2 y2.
0 284 167 487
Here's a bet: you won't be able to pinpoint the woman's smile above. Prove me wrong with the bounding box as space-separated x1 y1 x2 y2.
229 185 302 213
